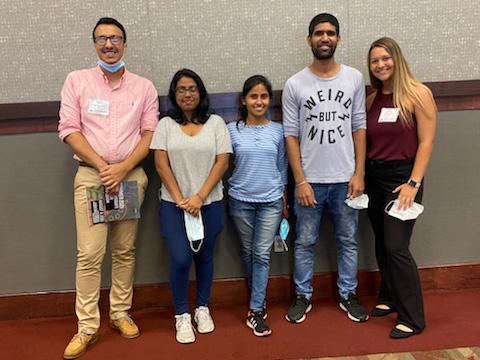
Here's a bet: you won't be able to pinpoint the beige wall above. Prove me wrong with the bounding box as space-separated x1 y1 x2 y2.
1 110 479 294
1 0 479 103
0 1 479 294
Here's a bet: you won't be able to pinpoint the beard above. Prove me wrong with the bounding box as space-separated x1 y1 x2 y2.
311 44 337 60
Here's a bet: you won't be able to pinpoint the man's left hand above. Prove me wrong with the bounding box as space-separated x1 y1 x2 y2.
348 173 364 199
100 163 129 193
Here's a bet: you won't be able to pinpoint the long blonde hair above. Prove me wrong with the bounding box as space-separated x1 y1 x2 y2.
368 37 434 126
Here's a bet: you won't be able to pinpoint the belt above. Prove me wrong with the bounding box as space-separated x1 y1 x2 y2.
366 158 414 169
78 161 94 168
78 162 141 171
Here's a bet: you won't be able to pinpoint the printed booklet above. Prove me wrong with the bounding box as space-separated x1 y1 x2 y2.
86 181 140 225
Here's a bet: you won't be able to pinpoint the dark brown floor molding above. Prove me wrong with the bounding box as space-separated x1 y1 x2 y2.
1 80 479 135
1 262 479 321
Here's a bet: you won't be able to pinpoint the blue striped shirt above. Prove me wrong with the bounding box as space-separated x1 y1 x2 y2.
227 120 288 202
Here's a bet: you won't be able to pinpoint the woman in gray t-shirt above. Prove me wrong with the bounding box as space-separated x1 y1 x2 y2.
150 69 232 344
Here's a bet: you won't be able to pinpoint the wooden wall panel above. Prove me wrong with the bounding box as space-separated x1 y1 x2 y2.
1 80 479 135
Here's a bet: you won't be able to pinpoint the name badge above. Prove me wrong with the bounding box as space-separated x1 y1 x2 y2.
378 107 399 123
88 99 110 116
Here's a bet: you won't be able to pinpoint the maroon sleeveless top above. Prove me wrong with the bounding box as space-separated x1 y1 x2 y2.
367 92 418 160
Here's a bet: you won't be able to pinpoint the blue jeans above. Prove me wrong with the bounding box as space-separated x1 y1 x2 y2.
294 183 359 300
228 196 283 311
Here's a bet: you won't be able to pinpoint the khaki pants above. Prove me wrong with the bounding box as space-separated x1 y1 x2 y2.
73 166 148 334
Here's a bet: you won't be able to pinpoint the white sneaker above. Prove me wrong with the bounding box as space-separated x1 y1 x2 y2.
194 306 215 334
175 313 195 344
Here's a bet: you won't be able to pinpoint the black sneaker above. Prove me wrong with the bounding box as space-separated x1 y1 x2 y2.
246 310 272 337
339 293 369 322
285 294 312 323
260 300 267 320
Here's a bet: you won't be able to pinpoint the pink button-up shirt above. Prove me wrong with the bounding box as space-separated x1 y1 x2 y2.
58 66 159 163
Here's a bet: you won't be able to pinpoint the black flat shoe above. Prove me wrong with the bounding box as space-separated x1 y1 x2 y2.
390 324 421 339
371 305 395 317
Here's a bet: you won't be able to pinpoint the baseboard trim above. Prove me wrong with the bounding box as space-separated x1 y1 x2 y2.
1 262 479 320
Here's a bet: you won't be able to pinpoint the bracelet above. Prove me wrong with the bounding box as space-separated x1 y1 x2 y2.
296 180 307 187
195 193 205 202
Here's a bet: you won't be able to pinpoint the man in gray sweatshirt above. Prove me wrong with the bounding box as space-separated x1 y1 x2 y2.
282 13 368 324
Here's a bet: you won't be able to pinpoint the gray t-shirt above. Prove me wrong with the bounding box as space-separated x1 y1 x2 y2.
150 114 232 204
282 65 366 183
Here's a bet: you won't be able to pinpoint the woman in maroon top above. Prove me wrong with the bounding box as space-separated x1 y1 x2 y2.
365 37 436 339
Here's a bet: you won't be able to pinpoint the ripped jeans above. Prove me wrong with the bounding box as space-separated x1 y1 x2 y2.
293 183 359 300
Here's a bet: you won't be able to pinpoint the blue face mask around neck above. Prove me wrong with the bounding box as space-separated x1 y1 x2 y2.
97 59 125 73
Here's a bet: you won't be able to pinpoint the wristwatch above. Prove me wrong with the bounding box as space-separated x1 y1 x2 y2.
407 178 421 188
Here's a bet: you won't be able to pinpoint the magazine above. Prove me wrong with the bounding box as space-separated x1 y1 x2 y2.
86 181 140 225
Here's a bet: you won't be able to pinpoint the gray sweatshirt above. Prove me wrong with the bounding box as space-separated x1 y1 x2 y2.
282 65 366 183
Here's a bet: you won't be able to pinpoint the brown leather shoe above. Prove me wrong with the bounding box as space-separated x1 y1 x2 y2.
63 332 98 359
110 315 140 339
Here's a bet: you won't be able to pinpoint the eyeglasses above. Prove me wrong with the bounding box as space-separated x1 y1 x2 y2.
94 35 124 45
176 86 198 95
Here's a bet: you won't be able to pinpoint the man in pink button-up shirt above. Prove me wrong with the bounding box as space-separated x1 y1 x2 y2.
58 17 158 360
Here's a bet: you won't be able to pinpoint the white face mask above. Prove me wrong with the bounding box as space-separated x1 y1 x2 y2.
344 194 369 209
184 211 204 252
385 200 424 221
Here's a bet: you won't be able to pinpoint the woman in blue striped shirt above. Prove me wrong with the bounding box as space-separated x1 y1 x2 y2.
227 75 288 337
